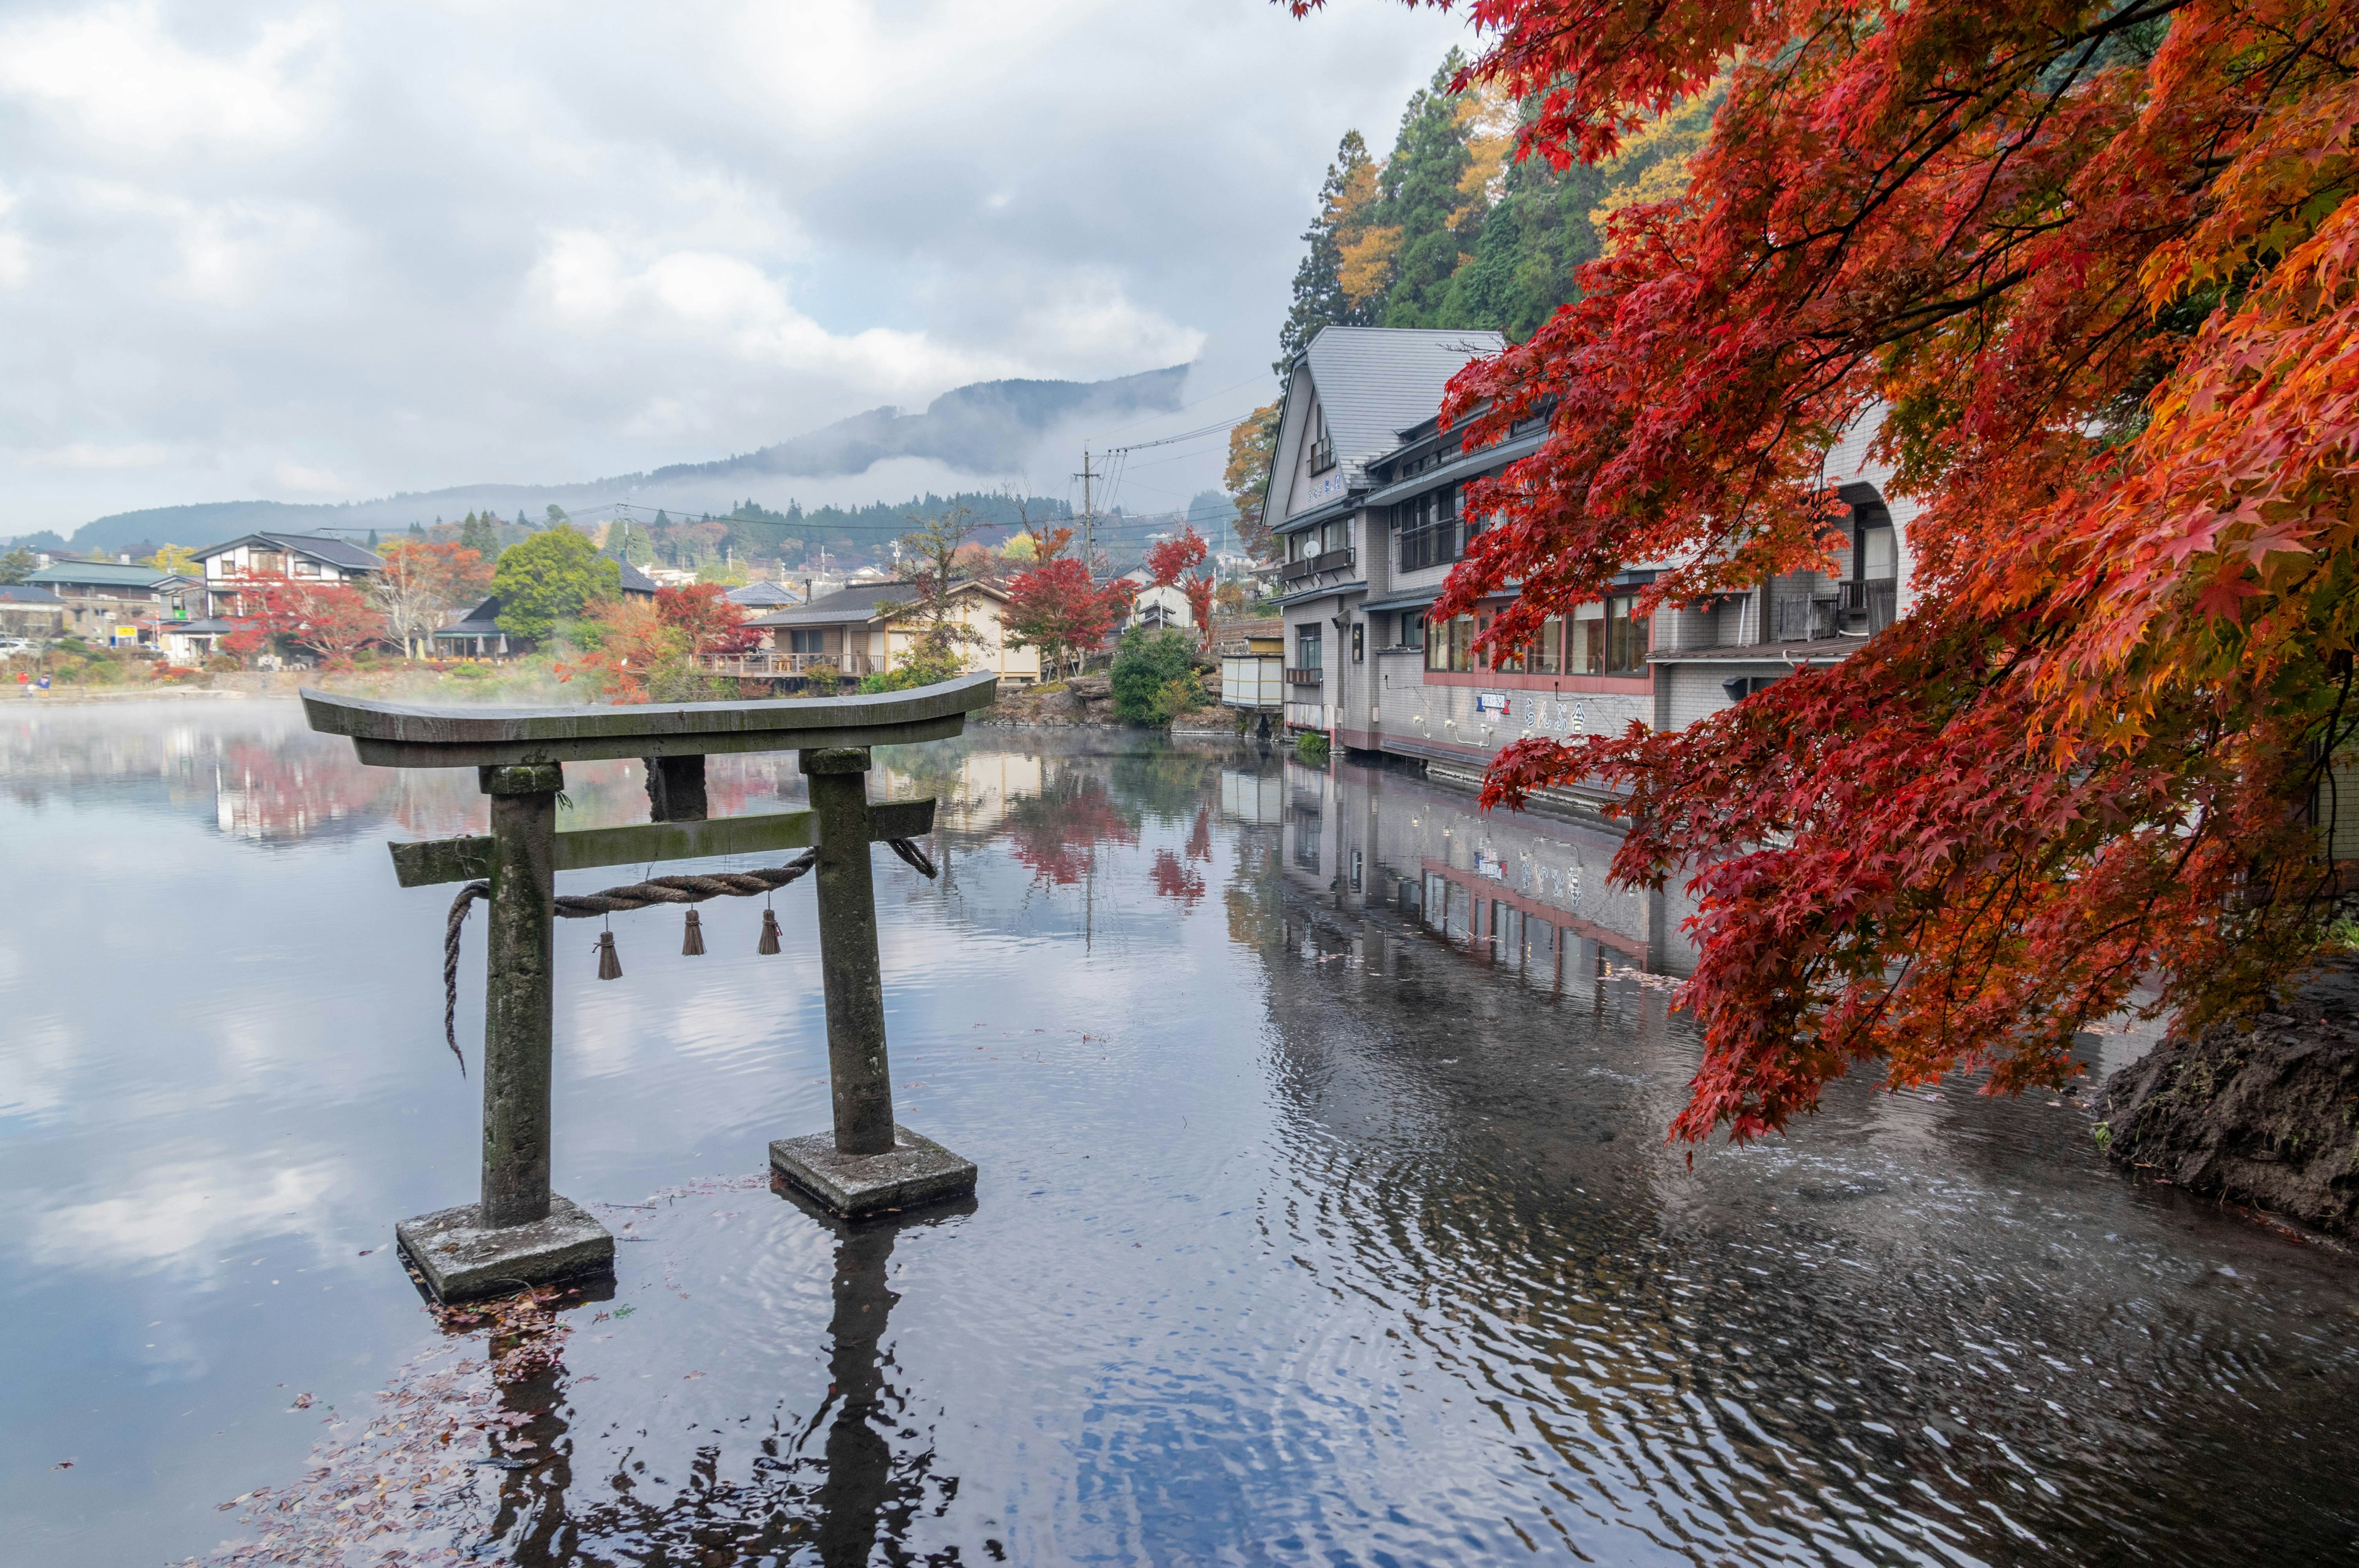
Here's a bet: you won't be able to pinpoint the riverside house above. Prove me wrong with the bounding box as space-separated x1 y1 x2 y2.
20 558 205 650
739 579 1042 685
1258 326 1920 799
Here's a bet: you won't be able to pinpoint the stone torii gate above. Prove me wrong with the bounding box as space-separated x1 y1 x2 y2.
302 673 999 1301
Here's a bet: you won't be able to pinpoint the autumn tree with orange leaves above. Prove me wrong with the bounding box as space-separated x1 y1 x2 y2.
1294 0 2359 1141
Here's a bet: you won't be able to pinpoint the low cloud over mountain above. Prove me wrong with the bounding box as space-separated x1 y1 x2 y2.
26 364 1190 556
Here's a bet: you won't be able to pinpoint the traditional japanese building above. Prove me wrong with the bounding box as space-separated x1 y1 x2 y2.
1255 326 1922 795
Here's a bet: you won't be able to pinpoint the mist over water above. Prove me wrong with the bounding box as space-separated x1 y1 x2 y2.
2 700 2354 1565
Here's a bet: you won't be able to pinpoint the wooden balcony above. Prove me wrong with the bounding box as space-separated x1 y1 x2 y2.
695 651 877 679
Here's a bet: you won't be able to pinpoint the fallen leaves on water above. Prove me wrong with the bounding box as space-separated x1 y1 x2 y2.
181 1287 584 1566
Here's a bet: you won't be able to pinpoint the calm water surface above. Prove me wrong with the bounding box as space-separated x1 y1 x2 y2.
3 697 2355 1566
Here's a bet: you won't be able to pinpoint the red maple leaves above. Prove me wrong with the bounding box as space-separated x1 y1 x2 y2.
1297 0 2359 1139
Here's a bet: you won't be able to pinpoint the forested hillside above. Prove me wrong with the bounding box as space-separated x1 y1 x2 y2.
1275 51 1721 364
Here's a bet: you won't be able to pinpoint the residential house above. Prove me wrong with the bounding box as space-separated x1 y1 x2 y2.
195 532 383 618
743 579 1041 684
1255 325 1921 795
22 559 206 649
0 584 67 641
1119 568 1195 634
726 580 801 610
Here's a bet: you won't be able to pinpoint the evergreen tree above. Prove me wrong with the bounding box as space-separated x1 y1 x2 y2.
409 520 424 537
1275 131 1379 373
366 528 379 550
1376 54 1477 329
458 511 501 562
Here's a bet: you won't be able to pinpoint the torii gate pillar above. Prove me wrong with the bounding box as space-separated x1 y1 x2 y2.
768 744 978 1216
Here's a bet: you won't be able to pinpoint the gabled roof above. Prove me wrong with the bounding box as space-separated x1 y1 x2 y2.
23 561 192 590
726 580 800 607
1298 326 1505 489
618 560 659 596
0 584 66 604
436 595 505 635
197 532 383 571
744 577 1006 629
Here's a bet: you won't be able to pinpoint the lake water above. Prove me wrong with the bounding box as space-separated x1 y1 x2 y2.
3 697 2355 1566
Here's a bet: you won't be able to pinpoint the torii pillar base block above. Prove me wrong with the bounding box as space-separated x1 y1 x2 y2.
394 1194 615 1303
769 1125 977 1219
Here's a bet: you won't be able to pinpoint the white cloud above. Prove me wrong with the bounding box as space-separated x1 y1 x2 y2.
0 4 338 158
530 230 1018 395
0 0 1472 533
28 1156 348 1271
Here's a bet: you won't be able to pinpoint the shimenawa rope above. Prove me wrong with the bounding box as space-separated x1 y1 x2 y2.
438 840 939 1071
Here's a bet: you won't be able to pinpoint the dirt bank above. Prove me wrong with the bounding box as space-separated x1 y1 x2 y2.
2099 959 2359 1236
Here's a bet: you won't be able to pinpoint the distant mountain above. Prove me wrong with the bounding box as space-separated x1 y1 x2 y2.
28 364 1192 557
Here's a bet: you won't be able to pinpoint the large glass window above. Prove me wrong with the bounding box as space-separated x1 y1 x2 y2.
1296 625 1323 670
1566 596 1649 674
1401 612 1425 651
1424 614 1476 673
1397 487 1461 572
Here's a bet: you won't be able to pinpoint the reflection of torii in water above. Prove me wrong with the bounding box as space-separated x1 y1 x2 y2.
454 1190 974 1566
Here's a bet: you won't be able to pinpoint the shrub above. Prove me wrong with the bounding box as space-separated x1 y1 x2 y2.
1294 730 1330 765
1110 628 1196 724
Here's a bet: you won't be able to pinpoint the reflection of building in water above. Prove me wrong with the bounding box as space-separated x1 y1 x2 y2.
1254 752 1700 978
883 749 1046 838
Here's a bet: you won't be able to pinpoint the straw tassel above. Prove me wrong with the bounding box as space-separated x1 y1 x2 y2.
757 907 781 955
681 908 705 956
595 930 623 980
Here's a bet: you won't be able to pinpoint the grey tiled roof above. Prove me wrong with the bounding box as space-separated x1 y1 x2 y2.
1304 327 1505 488
726 580 800 606
24 561 186 590
745 582 918 628
436 595 505 635
618 560 659 595
0 584 66 604
195 532 383 571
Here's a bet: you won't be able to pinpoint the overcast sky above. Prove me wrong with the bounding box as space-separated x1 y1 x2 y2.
0 0 1470 535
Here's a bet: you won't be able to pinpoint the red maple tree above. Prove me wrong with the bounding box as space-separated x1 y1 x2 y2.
1293 0 2359 1140
1003 525 1135 676
222 572 385 669
1146 526 1219 649
654 583 759 657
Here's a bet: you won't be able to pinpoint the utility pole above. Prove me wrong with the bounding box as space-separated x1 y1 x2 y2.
1078 450 1097 582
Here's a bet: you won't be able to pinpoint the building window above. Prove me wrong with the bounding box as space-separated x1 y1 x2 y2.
1568 596 1651 675
788 629 829 654
1307 404 1334 475
1351 622 1364 663
1397 487 1461 573
1401 613 1425 651
1425 614 1475 673
1296 625 1323 670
